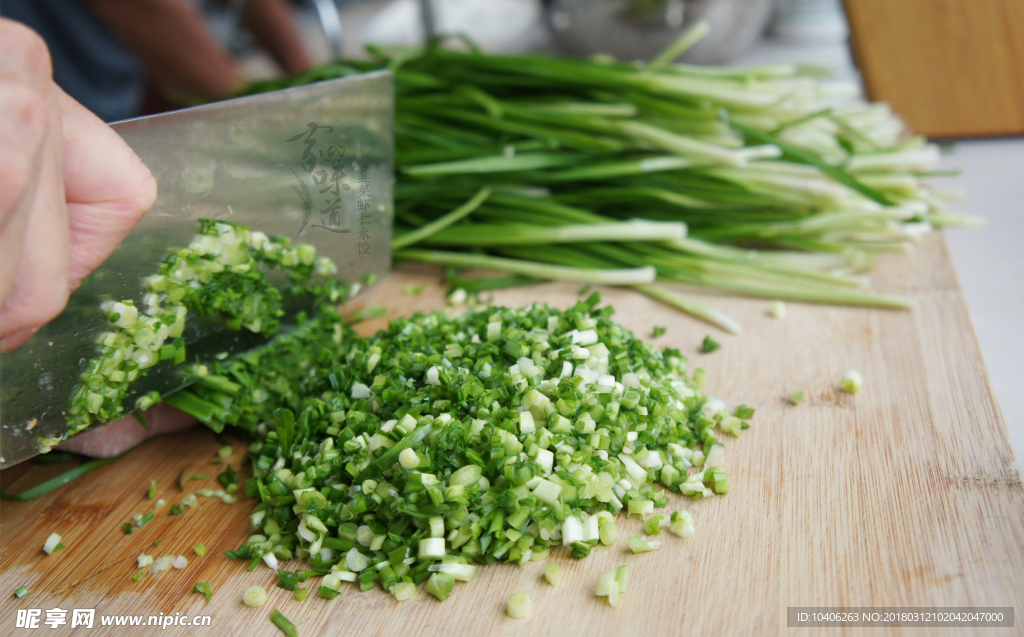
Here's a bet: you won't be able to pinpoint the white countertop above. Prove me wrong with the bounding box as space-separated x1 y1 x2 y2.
939 139 1024 464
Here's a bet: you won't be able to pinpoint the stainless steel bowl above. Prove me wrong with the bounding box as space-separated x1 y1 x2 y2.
542 0 775 65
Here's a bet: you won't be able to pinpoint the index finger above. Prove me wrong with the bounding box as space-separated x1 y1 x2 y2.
59 89 157 289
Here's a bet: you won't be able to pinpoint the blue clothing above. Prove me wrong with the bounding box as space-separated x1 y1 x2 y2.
2 0 143 122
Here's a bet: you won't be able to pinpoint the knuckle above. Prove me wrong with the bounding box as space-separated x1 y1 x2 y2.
1 20 53 79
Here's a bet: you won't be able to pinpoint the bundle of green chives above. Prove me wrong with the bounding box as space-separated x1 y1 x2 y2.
243 24 974 332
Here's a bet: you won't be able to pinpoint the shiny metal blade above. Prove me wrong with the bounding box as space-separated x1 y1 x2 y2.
0 71 394 468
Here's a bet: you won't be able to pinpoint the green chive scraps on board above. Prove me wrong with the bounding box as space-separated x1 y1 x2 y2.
193 581 213 606
271 609 298 637
701 335 721 353
0 450 132 501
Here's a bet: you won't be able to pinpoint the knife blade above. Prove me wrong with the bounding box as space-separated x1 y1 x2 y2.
0 70 394 468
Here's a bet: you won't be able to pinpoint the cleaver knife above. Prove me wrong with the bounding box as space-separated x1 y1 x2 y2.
0 70 394 468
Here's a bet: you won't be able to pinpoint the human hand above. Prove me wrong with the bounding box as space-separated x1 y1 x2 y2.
0 18 157 351
1 20 196 459
56 404 197 458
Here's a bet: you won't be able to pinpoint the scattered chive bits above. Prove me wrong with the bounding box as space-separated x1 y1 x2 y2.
425 572 456 601
243 585 268 608
701 335 721 353
218 445 233 460
147 480 157 500
271 609 298 637
193 542 207 557
506 592 531 619
791 389 805 405
277 570 298 591
652 326 667 338
768 301 786 319
627 535 661 554
42 533 61 555
543 565 561 587
841 369 863 394
194 581 213 606
13 587 28 599
177 464 192 491
596 565 628 606
293 587 308 602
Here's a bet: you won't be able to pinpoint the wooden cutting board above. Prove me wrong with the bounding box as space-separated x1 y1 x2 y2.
1 232 1021 636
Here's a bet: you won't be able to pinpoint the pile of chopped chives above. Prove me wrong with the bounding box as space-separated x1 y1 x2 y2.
168 288 752 600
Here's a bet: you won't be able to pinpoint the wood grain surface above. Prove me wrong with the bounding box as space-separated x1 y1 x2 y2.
1 232 1021 636
844 0 1024 138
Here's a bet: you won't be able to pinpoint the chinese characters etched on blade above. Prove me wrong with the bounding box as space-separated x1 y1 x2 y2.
287 122 350 236
357 164 371 256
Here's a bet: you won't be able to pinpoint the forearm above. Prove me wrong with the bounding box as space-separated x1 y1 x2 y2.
85 0 241 99
242 0 313 74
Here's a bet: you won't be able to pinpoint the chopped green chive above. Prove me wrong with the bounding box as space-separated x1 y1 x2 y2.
189 473 210 481
193 581 213 605
425 572 456 601
176 464 192 491
14 587 28 599
217 445 233 460
701 335 721 353
734 405 755 419
543 565 561 587
841 369 863 394
317 586 340 600
652 326 666 338
137 512 154 528
147 480 157 500
1 450 131 501
644 513 666 535
122 523 133 534
293 587 308 602
271 609 298 637
791 389 805 405
42 533 62 555
627 535 661 553
276 570 298 591
243 586 268 608
506 592 531 619
193 543 207 557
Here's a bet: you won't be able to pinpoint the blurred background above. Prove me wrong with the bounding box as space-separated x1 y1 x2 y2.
2 0 1021 458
